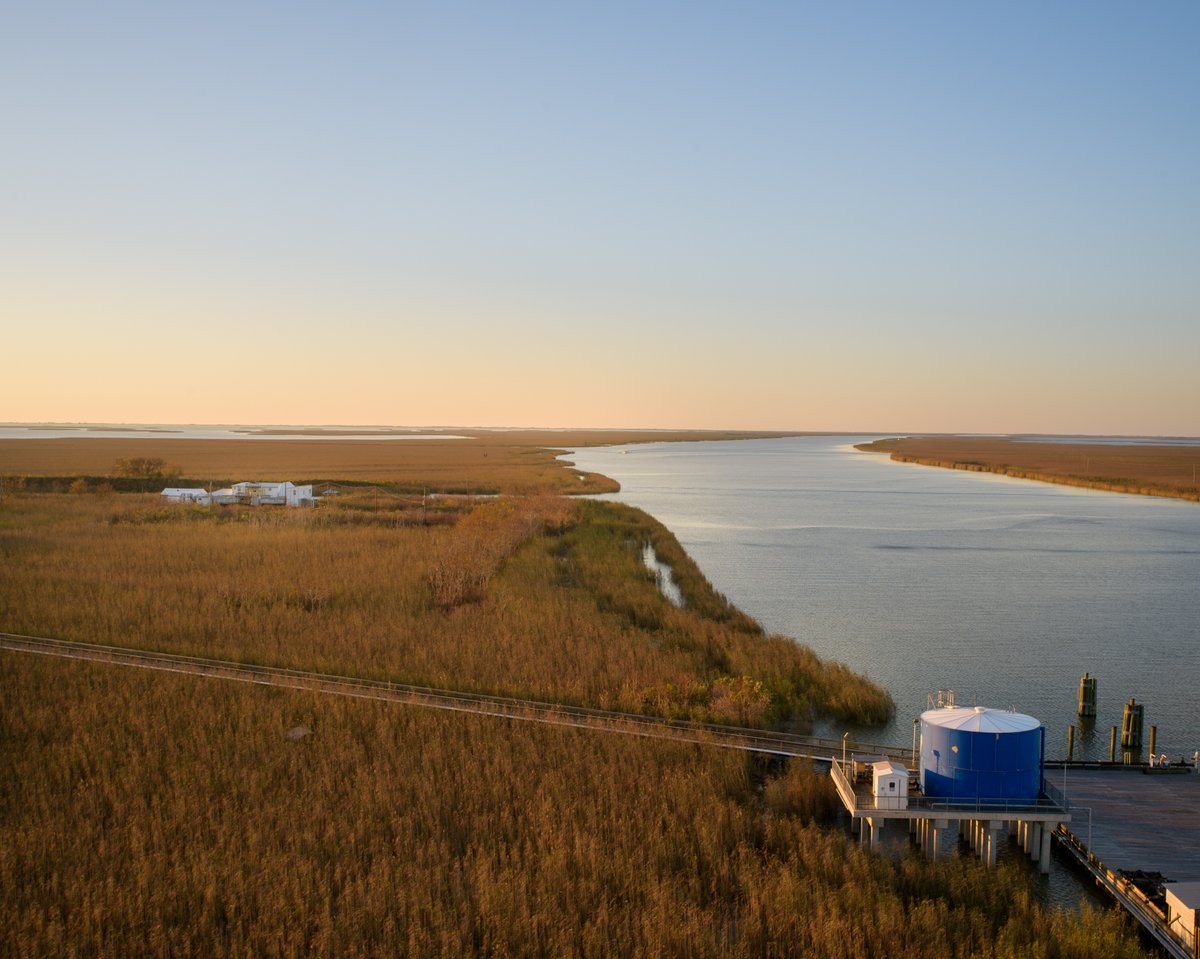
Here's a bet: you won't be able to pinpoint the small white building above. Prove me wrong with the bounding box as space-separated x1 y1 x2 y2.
210 488 239 505
872 760 909 810
161 488 211 505
231 481 315 507
1166 883 1200 951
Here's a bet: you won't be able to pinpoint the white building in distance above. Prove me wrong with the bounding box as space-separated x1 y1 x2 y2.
231 481 315 507
161 482 316 507
160 488 211 505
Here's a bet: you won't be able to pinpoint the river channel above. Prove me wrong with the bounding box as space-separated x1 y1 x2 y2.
567 436 1200 764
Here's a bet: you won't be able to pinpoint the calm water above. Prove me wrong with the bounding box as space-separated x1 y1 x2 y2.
568 436 1200 763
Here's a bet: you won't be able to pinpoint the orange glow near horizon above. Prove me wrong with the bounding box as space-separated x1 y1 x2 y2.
4 289 1197 436
3 6 1197 438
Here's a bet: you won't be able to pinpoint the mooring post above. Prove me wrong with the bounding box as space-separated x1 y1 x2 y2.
1121 698 1143 749
1067 724 1075 762
1110 726 1117 762
1078 673 1097 718
1148 724 1157 758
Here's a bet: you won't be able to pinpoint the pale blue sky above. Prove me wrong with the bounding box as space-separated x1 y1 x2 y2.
2 2 1197 431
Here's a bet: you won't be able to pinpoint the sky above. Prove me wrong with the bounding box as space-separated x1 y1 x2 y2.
2 2 1198 433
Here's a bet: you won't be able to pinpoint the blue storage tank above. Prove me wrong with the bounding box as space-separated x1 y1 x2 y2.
919 706 1044 803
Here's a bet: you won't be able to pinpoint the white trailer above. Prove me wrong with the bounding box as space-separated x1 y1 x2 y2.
160 488 211 505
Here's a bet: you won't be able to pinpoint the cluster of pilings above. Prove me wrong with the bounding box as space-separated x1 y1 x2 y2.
1078 673 1097 717
1068 675 1158 763
902 816 1056 872
1121 698 1145 748
853 810 1061 872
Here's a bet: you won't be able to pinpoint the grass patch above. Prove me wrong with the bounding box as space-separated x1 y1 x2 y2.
0 655 1141 958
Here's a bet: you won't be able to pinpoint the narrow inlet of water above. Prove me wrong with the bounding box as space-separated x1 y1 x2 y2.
642 543 684 607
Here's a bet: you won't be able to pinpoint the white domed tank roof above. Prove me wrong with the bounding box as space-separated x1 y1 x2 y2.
919 705 1045 803
920 706 1040 734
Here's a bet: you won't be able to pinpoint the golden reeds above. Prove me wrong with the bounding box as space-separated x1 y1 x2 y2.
858 437 1200 502
0 655 1141 958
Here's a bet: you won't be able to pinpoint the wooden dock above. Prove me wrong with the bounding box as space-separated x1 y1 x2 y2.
1061 768 1200 881
1054 768 1200 959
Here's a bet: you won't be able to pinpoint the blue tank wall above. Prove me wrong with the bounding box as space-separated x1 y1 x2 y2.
920 723 1044 803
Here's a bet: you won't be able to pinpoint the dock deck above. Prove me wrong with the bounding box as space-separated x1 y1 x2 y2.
1062 767 1200 882
1054 766 1200 958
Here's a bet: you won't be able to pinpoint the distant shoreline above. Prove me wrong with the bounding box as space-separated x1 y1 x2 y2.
857 436 1200 504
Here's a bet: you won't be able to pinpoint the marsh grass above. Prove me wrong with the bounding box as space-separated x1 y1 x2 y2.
859 436 1200 502
0 492 889 729
0 447 1139 957
0 655 1141 958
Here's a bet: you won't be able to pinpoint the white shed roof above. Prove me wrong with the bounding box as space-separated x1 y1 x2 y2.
161 488 208 496
1167 883 1200 910
921 706 1040 733
873 761 908 777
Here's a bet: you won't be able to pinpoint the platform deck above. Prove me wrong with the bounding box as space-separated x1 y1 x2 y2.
1062 768 1200 881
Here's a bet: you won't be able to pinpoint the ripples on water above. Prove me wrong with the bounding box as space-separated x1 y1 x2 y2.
568 437 1200 765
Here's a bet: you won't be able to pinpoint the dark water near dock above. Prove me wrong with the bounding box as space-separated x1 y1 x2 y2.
567 437 1200 764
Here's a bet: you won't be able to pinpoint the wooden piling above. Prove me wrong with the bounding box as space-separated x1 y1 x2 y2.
1110 726 1117 762
1077 673 1097 718
1148 725 1156 757
1067 724 1075 761
1121 698 1143 749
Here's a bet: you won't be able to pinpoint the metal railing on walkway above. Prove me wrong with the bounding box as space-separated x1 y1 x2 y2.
1 631 911 762
1055 825 1195 959
831 758 1070 817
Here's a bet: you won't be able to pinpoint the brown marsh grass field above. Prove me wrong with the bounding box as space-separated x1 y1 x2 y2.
1 654 1141 958
858 435 1200 502
0 492 889 728
0 441 1142 956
